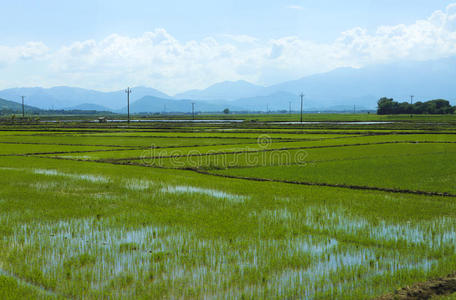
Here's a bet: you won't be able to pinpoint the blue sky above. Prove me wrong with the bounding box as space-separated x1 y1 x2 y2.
1 0 456 93
2 0 453 44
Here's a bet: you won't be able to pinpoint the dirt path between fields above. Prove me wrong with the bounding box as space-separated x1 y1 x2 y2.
0 141 137 148
31 149 456 198
376 273 456 299
193 169 456 198
106 140 456 162
0 148 136 157
0 141 279 157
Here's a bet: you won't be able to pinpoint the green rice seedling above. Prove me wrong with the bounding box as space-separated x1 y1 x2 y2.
1 122 456 299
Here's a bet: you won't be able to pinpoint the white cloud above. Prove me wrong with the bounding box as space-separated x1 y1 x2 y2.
287 5 304 10
221 34 259 44
19 42 49 60
1 4 456 93
0 41 48 68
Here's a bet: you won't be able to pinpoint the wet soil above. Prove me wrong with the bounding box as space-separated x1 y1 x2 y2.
376 273 456 300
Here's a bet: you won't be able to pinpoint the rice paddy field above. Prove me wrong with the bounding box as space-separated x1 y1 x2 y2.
1 114 456 299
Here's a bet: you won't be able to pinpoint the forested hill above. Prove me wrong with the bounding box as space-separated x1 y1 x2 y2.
0 98 41 114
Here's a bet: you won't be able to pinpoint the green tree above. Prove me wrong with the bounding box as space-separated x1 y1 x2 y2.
377 97 395 115
378 97 455 115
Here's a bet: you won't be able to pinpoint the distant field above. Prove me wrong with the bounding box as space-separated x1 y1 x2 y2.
1 115 456 299
212 144 456 194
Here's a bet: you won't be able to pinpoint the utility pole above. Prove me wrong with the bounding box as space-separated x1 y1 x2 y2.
192 102 195 120
300 93 304 123
125 87 132 123
289 101 291 115
21 96 25 118
410 95 414 105
164 104 166 115
353 104 356 114
267 104 269 114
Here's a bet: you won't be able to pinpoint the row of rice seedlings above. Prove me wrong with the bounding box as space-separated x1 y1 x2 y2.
0 272 60 299
249 206 449 298
139 140 456 170
1 199 445 299
14 166 246 207
259 205 456 257
1 159 455 298
2 215 406 299
122 177 248 206
161 185 247 204
33 169 110 183
0 134 258 148
213 149 456 194
0 170 356 298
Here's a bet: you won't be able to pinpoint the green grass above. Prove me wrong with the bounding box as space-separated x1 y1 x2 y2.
0 273 59 300
0 144 127 155
0 118 456 299
81 112 456 123
213 147 456 194
130 135 456 170
0 135 260 148
43 136 361 161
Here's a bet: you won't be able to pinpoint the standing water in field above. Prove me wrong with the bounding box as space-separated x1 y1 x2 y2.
161 185 247 203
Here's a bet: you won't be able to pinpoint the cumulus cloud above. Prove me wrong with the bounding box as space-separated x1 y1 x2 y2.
0 42 48 68
47 29 251 92
1 4 456 92
331 4 456 64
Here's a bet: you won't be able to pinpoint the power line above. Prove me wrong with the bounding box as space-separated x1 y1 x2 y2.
21 96 25 118
192 102 195 120
125 87 132 124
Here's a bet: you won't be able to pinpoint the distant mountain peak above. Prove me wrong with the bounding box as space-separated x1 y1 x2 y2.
174 80 267 100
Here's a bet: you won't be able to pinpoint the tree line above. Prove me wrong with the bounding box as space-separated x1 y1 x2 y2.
377 98 455 115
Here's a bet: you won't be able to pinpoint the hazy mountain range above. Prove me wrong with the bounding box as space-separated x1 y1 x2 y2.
1 56 456 113
0 86 169 111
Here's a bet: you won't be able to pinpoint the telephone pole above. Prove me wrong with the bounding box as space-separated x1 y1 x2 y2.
289 101 291 115
21 96 25 118
125 87 132 123
192 102 195 120
267 104 269 114
410 95 414 105
300 93 304 123
353 104 356 114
